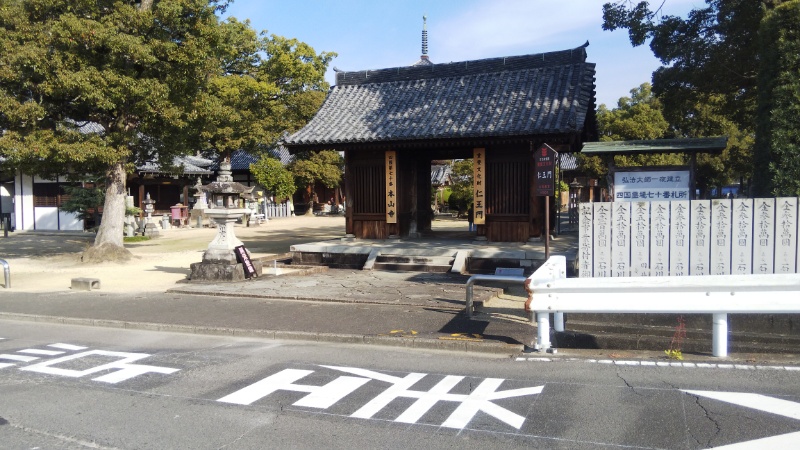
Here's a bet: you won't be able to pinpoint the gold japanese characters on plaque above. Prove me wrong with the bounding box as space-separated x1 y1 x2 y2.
385 150 397 223
473 148 485 225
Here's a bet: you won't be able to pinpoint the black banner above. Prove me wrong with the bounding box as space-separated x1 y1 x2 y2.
234 245 258 279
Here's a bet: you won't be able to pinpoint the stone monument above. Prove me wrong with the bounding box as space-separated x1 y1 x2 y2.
189 159 262 281
142 193 160 238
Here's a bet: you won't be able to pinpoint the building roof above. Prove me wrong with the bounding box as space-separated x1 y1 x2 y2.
284 43 596 149
137 155 213 175
560 152 578 171
431 164 451 185
581 137 728 155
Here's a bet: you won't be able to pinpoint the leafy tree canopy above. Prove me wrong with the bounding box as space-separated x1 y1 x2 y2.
602 0 783 129
0 0 334 259
249 155 295 201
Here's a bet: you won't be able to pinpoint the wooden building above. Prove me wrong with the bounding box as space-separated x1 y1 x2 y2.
284 43 598 242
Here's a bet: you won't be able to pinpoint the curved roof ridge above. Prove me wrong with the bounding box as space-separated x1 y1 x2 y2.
336 43 589 87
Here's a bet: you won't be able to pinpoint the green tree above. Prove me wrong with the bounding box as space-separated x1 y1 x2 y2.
249 156 296 201
755 1 800 196
0 0 334 261
578 83 680 183
289 150 343 214
601 0 783 195
60 180 105 228
447 159 473 216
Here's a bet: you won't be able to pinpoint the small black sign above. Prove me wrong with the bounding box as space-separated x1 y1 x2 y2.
234 245 258 279
535 144 558 197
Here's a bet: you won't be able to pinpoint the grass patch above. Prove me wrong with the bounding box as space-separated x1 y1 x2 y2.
124 236 151 243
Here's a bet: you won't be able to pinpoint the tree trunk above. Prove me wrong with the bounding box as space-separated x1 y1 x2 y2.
82 161 132 262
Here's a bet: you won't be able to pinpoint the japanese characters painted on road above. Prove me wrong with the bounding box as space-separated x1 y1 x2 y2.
234 245 258 278
385 150 397 224
534 144 558 197
473 148 486 225
1 342 179 383
218 365 543 430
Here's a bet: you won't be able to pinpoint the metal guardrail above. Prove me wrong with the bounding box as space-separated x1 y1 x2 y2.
464 275 527 318
527 256 800 357
0 258 9 288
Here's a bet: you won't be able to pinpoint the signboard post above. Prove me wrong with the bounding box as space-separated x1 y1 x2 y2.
535 144 558 259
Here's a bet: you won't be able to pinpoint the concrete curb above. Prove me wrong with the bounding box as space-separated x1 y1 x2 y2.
163 287 501 310
0 312 523 356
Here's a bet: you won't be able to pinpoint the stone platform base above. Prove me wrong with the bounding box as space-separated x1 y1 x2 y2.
189 259 263 282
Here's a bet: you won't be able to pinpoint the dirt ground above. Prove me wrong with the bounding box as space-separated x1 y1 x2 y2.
0 214 471 294
0 215 347 293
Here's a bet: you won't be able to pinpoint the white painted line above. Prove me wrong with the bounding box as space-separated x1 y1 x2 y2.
713 431 800 449
48 343 87 351
517 357 800 372
683 390 800 420
18 349 65 356
0 354 38 362
0 363 15 369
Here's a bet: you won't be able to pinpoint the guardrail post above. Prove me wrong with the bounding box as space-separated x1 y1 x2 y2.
712 313 728 357
536 313 551 350
554 312 564 332
0 258 9 288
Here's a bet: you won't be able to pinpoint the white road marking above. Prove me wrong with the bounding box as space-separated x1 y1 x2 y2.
48 343 87 351
324 365 543 429
0 363 15 369
0 354 38 362
18 349 65 356
21 350 179 383
713 431 800 449
683 390 800 420
218 369 369 408
518 357 800 371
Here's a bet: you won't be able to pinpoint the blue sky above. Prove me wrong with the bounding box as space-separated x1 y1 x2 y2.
222 0 701 108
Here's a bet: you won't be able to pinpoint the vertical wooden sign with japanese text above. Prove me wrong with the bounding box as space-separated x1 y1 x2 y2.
534 145 557 197
385 150 397 224
473 148 485 225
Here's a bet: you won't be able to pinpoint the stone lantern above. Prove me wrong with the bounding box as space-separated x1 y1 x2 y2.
142 193 160 237
189 158 262 281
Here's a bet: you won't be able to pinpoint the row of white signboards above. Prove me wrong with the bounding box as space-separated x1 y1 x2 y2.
578 198 800 277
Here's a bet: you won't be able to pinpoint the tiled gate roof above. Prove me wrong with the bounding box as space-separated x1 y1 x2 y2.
285 43 596 148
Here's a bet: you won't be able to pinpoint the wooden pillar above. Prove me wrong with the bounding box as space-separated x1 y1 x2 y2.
344 150 353 235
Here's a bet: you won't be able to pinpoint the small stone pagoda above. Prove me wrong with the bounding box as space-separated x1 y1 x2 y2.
189 159 262 281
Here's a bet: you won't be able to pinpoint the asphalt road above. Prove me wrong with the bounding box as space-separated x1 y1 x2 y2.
2 320 800 449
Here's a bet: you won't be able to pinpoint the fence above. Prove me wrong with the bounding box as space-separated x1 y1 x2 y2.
528 255 800 357
264 202 291 219
578 198 800 277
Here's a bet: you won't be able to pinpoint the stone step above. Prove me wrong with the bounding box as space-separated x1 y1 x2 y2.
372 261 453 273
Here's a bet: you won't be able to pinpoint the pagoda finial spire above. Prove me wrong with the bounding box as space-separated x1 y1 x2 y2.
421 15 428 56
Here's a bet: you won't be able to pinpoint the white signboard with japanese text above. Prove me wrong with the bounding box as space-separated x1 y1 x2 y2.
732 198 754 274
669 201 690 276
775 197 798 273
610 202 630 277
710 199 733 274
614 170 690 202
753 198 775 273
592 203 612 277
649 201 670 277
630 201 650 276
690 200 711 275
578 203 594 277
